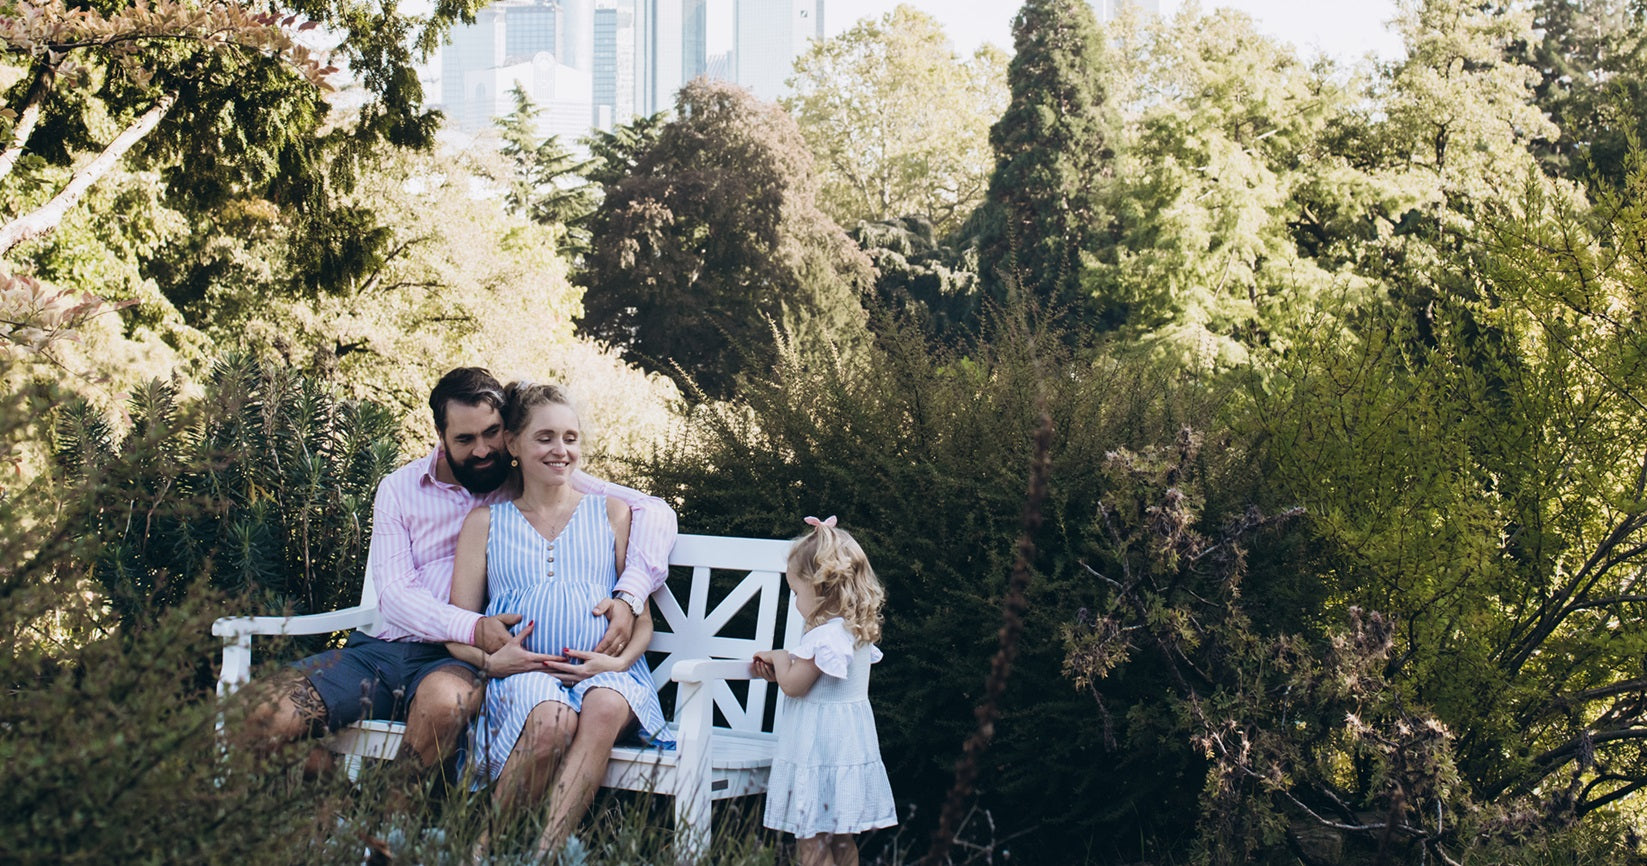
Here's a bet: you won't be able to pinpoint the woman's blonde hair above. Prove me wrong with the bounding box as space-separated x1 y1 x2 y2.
501 380 575 434
788 520 884 645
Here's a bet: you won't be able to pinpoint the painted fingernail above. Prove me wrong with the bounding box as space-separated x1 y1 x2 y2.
562 647 571 654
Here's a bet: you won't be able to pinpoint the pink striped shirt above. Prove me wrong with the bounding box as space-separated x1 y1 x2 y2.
369 447 678 644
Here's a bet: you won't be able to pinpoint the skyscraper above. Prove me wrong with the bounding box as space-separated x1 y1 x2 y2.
439 0 592 138
640 0 707 116
733 0 822 103
594 0 639 128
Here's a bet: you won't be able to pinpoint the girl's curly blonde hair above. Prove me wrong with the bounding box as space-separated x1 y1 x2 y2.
788 520 885 645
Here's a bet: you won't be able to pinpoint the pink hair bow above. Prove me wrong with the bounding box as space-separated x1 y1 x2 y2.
803 515 837 528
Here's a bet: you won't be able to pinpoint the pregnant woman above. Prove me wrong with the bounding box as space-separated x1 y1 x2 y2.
445 381 672 858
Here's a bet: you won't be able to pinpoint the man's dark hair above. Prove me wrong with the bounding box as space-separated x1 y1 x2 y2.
429 367 505 432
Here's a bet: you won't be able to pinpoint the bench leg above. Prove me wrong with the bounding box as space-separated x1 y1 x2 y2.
673 679 716 863
674 785 710 864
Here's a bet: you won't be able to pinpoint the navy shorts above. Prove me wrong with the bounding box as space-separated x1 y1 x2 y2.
293 632 481 733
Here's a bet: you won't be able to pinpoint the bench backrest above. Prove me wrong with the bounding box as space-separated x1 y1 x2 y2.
648 534 797 733
356 532 802 733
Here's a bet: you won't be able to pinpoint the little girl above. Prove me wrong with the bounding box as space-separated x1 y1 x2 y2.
753 515 897 866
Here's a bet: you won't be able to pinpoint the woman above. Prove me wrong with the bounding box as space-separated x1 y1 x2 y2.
444 381 672 857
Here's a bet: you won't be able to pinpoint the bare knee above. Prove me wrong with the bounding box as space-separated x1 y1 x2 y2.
519 701 578 764
240 677 325 749
576 689 631 739
403 669 483 765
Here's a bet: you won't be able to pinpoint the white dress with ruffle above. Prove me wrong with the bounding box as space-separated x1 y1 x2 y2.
764 617 897 837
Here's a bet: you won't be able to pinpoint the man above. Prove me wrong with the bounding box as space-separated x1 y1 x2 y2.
245 367 675 772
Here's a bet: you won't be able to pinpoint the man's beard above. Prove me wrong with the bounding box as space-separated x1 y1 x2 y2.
446 450 510 494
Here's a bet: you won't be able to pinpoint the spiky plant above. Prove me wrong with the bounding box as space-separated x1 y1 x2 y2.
52 353 401 636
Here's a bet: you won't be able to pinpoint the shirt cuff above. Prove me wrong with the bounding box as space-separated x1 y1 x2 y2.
452 609 485 646
613 566 654 600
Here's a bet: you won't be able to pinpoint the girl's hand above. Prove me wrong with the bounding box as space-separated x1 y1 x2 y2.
483 620 557 677
542 647 628 686
751 650 784 682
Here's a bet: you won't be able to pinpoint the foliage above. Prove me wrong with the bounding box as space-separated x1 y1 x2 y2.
637 314 1250 861
973 0 1115 327
52 353 400 631
577 78 874 400
582 109 668 188
491 86 599 257
0 0 499 342
1520 0 1647 191
850 216 980 343
0 0 331 255
1078 9 1381 369
1244 163 1647 850
785 4 1007 234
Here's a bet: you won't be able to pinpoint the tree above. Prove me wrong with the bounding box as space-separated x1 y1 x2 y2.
850 216 980 341
1250 164 1647 837
1082 8 1377 368
974 0 1115 325
1520 0 1647 191
0 0 330 254
785 4 1006 235
491 86 599 256
577 79 873 400
0 0 493 327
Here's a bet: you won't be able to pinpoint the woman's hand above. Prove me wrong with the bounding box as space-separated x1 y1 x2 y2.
483 620 558 677
542 648 629 686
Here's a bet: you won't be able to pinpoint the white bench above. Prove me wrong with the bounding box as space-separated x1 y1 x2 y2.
213 533 800 860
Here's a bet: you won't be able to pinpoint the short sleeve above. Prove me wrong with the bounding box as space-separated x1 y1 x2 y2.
792 618 856 678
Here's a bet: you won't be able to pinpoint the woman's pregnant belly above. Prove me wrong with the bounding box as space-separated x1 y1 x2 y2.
489 579 608 656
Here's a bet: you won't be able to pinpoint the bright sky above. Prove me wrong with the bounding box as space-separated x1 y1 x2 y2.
708 0 1405 65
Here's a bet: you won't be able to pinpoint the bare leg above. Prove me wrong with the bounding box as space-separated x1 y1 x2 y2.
474 701 579 863
492 701 580 819
533 688 634 859
401 667 483 770
828 834 859 866
795 834 833 866
238 671 327 755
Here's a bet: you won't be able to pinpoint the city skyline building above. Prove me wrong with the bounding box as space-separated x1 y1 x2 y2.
435 0 822 141
594 0 639 129
732 0 822 102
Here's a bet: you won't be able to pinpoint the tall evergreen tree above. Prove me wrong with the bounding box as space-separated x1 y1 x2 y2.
492 87 600 256
975 0 1115 327
1519 0 1647 191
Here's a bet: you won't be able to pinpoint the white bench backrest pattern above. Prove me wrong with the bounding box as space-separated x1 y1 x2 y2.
651 535 793 733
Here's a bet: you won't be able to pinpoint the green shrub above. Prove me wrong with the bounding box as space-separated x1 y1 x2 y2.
51 353 400 634
635 313 1279 861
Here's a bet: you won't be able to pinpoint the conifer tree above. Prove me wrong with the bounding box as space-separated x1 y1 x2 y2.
975 0 1115 327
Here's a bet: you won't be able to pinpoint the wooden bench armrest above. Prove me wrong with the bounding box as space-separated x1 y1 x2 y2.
669 658 758 684
212 605 378 697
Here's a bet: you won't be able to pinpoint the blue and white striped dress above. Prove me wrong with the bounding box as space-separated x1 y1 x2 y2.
473 495 672 778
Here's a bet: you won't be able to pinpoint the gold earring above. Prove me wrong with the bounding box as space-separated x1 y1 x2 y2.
510 457 519 467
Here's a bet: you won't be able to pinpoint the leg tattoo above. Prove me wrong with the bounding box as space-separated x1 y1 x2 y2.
289 679 328 737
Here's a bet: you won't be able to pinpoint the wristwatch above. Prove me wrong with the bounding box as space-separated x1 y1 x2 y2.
613 590 645 616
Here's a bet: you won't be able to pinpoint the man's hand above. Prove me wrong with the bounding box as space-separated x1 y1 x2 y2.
591 599 637 656
473 613 523 654
484 620 559 677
